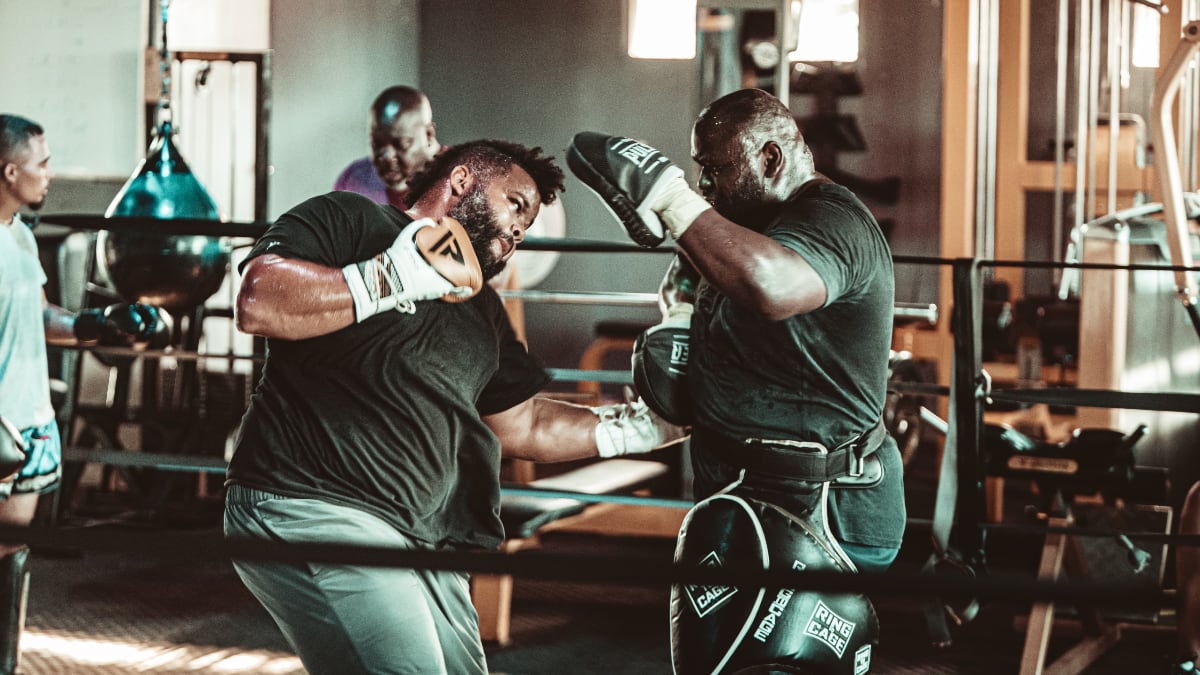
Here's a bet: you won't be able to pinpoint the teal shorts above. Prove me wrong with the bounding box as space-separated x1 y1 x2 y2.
1 419 61 499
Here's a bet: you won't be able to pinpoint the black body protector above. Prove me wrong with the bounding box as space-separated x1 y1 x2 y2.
671 428 885 675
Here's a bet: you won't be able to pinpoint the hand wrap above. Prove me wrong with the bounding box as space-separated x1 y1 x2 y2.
593 392 688 458
342 216 483 321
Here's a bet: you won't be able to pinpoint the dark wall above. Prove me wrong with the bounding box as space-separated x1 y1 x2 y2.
269 0 419 216
801 0 944 308
419 0 945 370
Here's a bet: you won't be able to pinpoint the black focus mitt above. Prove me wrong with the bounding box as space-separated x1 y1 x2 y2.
632 305 694 426
567 132 710 246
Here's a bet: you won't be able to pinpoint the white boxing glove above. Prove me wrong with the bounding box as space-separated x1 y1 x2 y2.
342 216 484 321
593 390 690 458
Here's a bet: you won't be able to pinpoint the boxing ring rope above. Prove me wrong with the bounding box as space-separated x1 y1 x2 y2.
34 216 1197 426
0 525 1177 612
29 214 1200 641
498 288 941 325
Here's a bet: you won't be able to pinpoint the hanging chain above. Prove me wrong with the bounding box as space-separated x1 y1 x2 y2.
157 0 172 129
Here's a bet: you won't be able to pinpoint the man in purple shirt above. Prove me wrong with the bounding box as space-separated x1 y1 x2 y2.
334 86 442 209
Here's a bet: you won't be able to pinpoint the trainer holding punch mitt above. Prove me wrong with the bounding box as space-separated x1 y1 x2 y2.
568 87 904 674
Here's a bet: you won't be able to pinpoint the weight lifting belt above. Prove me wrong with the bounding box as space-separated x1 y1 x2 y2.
702 420 887 485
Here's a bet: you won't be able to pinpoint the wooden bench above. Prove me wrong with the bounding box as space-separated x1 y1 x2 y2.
472 458 684 646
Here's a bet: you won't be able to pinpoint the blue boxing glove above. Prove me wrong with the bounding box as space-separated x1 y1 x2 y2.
567 132 711 247
74 303 173 349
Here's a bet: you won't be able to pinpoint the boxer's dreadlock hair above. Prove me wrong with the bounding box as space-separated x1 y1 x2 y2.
407 139 565 206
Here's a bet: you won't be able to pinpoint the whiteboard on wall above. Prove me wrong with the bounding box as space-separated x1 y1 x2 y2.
0 0 144 178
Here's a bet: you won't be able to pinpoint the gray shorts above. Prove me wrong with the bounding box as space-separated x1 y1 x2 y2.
223 484 487 675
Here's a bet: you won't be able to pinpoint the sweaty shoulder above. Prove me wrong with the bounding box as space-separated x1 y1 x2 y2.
795 182 871 221
769 182 890 305
770 183 879 241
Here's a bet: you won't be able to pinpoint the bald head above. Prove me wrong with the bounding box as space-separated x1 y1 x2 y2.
694 88 807 165
690 89 815 227
368 86 439 192
371 86 429 125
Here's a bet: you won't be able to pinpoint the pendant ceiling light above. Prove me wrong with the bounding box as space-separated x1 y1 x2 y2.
98 0 232 315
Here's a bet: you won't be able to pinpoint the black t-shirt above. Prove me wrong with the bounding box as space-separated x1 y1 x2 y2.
226 191 551 549
689 182 905 549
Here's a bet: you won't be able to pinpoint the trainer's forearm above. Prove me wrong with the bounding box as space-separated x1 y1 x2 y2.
236 254 356 340
42 300 82 346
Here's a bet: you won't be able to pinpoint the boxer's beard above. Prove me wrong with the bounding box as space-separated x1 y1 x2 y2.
714 173 771 230
449 184 509 281
27 199 45 211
